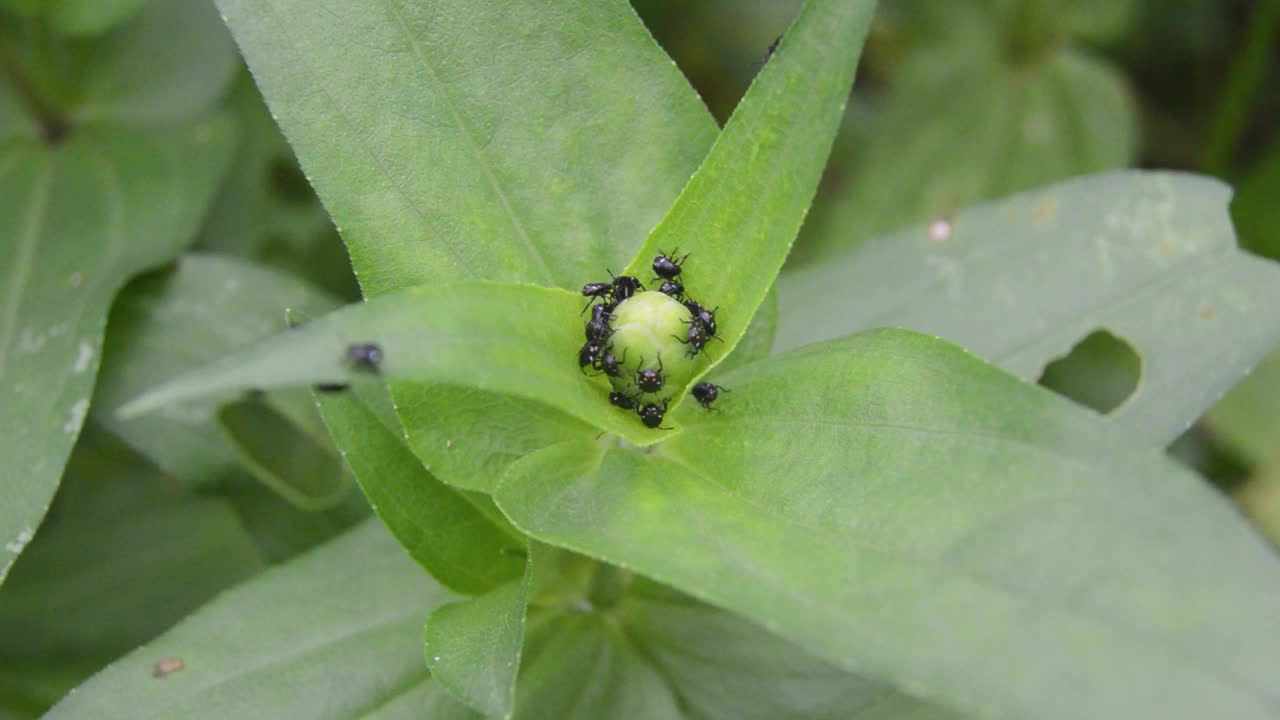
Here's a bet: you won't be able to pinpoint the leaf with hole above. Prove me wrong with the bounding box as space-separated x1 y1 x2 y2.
777 172 1280 446
496 328 1280 720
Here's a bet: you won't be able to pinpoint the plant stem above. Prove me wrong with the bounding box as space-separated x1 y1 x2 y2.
0 30 70 144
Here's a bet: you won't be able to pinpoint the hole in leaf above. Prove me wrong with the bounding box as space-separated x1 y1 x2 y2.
1037 329 1141 414
266 155 313 206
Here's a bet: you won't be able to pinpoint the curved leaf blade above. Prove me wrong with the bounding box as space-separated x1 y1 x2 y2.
777 171 1280 445
119 282 672 444
622 0 875 377
496 329 1280 719
316 388 525 594
214 0 716 294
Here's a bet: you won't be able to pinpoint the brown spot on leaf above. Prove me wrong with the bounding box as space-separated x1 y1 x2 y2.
152 657 184 678
1035 199 1057 223
1200 307 1214 320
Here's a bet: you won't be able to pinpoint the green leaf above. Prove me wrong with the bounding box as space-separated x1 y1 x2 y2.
777 172 1280 446
0 426 263 711
0 122 234 585
622 0 874 378
214 0 716 294
425 578 527 719
120 282 673 443
45 521 464 719
315 388 524 594
94 254 339 486
496 329 1280 719
795 17 1135 263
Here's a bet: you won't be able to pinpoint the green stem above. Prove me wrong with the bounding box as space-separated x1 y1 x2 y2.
1202 0 1280 176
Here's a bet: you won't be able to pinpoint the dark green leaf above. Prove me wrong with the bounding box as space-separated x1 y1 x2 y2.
497 329 1280 719
777 172 1280 446
316 388 524 594
622 0 875 381
46 0 150 36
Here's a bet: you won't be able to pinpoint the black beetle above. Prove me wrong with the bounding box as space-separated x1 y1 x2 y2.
652 249 688 280
346 343 383 373
609 390 639 410
578 341 603 373
659 280 684 300
635 355 665 393
585 317 612 343
691 382 728 409
599 347 626 377
636 401 671 429
676 323 708 358
609 272 644 302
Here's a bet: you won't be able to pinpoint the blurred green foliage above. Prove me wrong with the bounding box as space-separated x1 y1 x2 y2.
1 0 1278 715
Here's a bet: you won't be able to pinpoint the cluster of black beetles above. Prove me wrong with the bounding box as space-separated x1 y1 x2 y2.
578 250 728 429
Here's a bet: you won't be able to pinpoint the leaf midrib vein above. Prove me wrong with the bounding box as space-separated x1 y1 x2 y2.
380 0 556 287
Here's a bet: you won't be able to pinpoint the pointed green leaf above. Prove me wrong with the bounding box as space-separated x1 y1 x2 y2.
316 388 524 594
120 282 672 444
496 329 1280 720
45 521 463 719
777 172 1280 445
622 0 875 380
214 0 716 294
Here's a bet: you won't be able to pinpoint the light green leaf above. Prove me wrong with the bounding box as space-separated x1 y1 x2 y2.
45 521 464 719
622 0 874 378
315 388 524 594
94 253 338 486
795 17 1135 263
214 0 716 294
0 122 234 585
496 328 1280 720
777 172 1280 446
0 426 263 712
120 282 673 443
